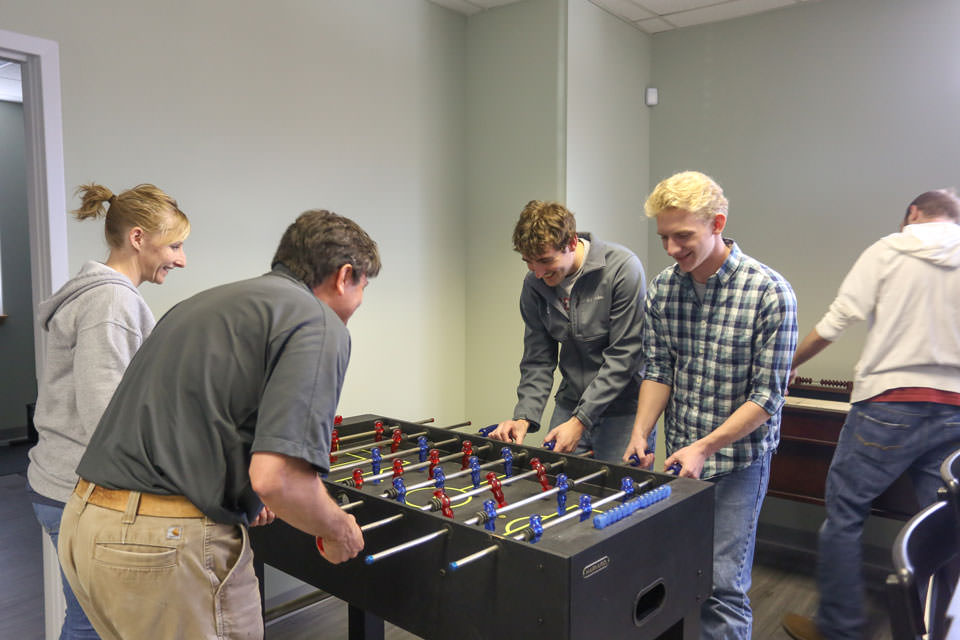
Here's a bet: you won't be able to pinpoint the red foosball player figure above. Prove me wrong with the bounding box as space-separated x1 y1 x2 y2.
531 458 550 491
330 430 339 463
433 489 454 518
460 441 473 469
427 449 441 479
486 471 506 508
374 420 384 442
390 428 403 453
351 468 364 489
392 458 404 479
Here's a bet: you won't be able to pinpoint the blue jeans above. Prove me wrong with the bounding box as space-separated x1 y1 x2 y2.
700 451 771 640
549 403 655 463
816 401 960 639
31 501 100 640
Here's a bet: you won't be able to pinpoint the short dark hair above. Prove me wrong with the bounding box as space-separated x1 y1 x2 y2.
907 189 960 223
272 209 381 287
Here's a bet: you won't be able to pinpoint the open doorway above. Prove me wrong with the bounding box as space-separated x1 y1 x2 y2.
0 28 68 640
0 60 37 452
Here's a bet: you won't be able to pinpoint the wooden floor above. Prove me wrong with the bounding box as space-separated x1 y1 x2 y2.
0 469 892 639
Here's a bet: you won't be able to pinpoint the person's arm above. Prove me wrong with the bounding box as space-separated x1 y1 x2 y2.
569 254 646 429
74 293 152 440
620 281 672 467
621 380 671 468
792 328 832 370
491 282 556 444
249 452 362 563
664 401 771 478
670 279 798 478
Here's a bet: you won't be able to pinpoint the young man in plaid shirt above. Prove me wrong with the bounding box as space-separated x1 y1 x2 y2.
623 171 798 639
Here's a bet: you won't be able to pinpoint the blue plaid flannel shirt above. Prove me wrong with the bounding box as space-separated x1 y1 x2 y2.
644 240 798 479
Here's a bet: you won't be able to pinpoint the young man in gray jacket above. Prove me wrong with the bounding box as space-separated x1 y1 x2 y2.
489 200 652 462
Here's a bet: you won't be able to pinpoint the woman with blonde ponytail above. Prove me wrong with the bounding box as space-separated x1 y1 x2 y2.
26 183 189 639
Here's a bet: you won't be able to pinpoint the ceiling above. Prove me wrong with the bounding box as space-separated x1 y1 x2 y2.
0 61 22 103
428 0 820 33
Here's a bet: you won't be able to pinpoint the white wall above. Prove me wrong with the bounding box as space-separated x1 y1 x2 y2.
0 0 469 608
648 0 960 381
0 0 469 428
566 0 651 262
464 0 567 428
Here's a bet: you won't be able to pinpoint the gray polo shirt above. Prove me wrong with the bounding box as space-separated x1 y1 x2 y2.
77 264 351 525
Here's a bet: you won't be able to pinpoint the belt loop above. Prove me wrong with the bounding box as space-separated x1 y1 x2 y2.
78 479 95 514
122 491 142 524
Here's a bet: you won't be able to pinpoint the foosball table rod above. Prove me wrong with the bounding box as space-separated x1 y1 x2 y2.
343 442 493 486
427 456 563 510
463 466 606 525
384 448 516 496
364 527 450 565
336 419 469 446
330 436 463 472
446 480 667 572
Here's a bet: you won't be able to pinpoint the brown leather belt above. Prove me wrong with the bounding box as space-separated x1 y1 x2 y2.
76 478 204 518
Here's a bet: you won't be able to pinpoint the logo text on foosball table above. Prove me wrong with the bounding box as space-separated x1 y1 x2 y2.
582 555 610 579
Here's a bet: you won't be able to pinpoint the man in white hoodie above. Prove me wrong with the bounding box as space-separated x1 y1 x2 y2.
783 189 960 640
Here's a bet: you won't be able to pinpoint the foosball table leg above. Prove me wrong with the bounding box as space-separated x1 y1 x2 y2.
348 603 385 640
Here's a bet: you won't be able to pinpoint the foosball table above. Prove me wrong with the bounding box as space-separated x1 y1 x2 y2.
250 414 715 640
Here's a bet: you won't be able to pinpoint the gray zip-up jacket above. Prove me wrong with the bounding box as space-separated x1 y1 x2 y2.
27 261 154 503
513 233 645 430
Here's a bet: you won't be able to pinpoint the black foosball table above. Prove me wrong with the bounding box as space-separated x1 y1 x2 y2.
251 414 715 640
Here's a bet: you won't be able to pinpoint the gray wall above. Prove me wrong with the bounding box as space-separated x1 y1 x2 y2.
649 0 960 380
464 0 567 427
0 99 36 433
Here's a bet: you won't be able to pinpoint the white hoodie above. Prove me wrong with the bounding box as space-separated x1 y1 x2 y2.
816 221 960 403
27 261 155 503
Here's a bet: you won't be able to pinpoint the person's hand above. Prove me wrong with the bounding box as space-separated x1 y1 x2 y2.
319 515 364 564
622 436 654 469
249 505 276 527
489 419 530 444
788 367 798 388
543 416 585 453
663 442 708 479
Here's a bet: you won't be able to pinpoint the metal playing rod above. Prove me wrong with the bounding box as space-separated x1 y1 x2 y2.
336 419 469 446
333 430 432 457
356 443 492 485
463 467 606 525
329 436 462 471
364 528 449 565
388 450 506 495
511 480 656 540
447 544 498 572
423 459 565 511
360 513 405 533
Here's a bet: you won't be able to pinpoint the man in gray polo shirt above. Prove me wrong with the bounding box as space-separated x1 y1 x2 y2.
58 210 380 640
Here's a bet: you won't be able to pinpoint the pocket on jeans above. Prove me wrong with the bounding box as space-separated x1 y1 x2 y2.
850 409 909 463
93 542 177 569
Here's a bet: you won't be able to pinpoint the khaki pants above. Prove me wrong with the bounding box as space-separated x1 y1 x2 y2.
59 482 263 640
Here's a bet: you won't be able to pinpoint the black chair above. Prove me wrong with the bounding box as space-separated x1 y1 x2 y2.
940 448 960 545
886 500 960 640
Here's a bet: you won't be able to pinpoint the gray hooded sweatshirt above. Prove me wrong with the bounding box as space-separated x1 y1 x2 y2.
27 261 155 503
